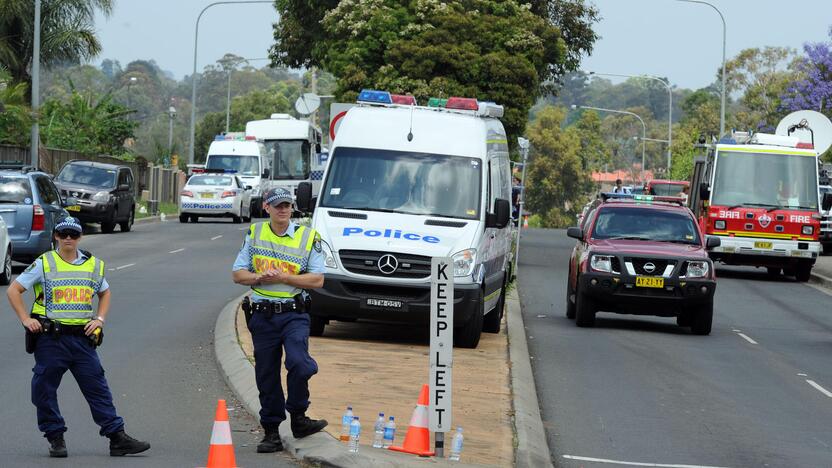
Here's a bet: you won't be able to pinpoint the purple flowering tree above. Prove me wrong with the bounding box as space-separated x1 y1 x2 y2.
780 26 832 116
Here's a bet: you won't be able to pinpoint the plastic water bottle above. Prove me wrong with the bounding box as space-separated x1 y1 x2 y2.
382 416 396 448
372 412 385 448
449 427 464 461
348 416 361 453
340 406 353 442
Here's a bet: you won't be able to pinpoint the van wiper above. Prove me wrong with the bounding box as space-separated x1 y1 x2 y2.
342 207 399 213
0 200 21 204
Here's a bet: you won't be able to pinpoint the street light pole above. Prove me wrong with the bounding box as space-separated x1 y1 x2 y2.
188 1 273 166
168 105 177 158
676 0 727 137
586 71 673 170
574 105 647 179
30 0 41 168
514 137 530 278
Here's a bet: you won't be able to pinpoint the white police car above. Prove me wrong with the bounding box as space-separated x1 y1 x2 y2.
179 171 252 223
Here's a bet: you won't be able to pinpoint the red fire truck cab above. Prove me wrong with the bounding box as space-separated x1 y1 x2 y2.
689 131 822 281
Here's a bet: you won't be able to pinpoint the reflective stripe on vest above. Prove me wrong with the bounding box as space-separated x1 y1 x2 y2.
31 251 104 324
249 222 315 299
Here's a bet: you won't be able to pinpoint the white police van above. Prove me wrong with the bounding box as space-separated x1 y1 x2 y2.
204 133 270 217
296 90 513 348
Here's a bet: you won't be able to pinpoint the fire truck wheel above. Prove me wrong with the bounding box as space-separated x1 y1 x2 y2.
766 267 781 277
690 302 713 335
575 285 596 328
795 262 812 282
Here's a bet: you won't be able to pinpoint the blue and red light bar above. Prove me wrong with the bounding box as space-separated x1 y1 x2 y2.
357 89 393 105
445 97 479 111
391 94 417 105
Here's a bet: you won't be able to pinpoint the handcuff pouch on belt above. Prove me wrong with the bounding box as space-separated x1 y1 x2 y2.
242 296 253 325
25 316 103 353
246 295 306 321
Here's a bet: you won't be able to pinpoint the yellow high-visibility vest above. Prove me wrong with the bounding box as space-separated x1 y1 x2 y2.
249 222 315 299
31 251 104 325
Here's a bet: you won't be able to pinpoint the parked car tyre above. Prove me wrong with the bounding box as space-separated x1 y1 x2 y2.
566 271 576 319
0 246 12 285
101 222 116 234
575 283 596 328
179 214 188 223
120 209 134 232
309 315 326 337
483 285 505 334
690 301 713 335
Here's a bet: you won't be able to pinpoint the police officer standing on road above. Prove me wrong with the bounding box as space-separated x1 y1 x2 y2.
5 216 150 458
232 188 328 453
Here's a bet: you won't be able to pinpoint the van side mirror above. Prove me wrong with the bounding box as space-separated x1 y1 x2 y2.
706 236 721 249
823 192 832 211
486 199 510 228
118 184 130 191
699 182 710 201
296 182 314 213
316 143 322 153
262 168 270 178
567 227 584 240
245 185 253 191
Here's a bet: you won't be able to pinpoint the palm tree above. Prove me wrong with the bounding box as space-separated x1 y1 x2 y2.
0 0 113 97
0 69 33 145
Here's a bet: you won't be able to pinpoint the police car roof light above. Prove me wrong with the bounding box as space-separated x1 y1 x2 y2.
427 97 447 108
213 135 225 141
357 89 393 105
796 142 814 149
718 136 737 144
391 94 417 106
445 97 478 111
245 135 257 141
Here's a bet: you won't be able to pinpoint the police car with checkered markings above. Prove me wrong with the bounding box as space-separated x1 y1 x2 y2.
179 171 252 223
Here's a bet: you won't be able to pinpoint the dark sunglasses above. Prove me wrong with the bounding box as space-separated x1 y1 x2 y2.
56 231 81 240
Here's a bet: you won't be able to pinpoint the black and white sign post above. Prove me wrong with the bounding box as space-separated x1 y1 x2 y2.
429 257 454 457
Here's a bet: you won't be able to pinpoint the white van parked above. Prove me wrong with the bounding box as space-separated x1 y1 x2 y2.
245 114 325 203
204 133 270 216
296 90 513 348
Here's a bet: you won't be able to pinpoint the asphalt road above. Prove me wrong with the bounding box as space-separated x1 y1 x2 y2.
0 219 298 467
518 228 832 468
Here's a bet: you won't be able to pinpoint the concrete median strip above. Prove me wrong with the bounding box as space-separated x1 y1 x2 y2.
214 287 552 467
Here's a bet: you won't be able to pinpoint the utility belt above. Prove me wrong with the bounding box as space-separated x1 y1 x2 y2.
241 295 309 324
25 315 103 353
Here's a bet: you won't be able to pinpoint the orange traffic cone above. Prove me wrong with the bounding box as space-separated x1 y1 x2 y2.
389 384 435 457
205 400 237 468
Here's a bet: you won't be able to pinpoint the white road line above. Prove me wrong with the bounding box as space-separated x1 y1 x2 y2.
115 263 135 270
168 248 185 254
563 455 732 468
806 380 832 398
798 373 808 377
238 227 249 231
211 235 223 240
735 332 758 345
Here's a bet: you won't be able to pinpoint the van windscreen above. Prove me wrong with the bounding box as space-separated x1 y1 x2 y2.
205 155 260 176
320 147 482 220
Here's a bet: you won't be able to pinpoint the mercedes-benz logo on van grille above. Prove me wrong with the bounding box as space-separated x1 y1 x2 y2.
377 254 399 275
643 262 656 273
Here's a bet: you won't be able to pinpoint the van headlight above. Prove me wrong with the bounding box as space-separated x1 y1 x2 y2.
321 241 337 269
590 255 613 273
685 260 710 278
92 191 111 202
452 249 477 277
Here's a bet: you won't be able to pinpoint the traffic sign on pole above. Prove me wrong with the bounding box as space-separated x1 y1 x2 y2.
329 103 354 141
429 257 454 442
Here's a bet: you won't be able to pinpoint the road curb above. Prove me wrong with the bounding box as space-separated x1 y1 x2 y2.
809 271 832 291
214 294 481 467
134 215 162 224
506 286 554 468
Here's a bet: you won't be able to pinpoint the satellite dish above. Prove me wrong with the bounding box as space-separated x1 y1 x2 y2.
775 110 832 155
294 93 321 115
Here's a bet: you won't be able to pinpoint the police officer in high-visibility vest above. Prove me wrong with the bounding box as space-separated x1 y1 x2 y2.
232 188 327 453
6 216 150 458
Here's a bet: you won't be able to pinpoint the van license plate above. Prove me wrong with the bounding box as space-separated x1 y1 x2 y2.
754 241 772 249
635 277 664 288
66 205 81 212
365 298 403 309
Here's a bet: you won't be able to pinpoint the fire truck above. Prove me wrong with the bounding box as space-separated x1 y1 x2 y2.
689 116 832 281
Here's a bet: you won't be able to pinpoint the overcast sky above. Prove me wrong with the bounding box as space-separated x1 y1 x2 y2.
94 0 831 90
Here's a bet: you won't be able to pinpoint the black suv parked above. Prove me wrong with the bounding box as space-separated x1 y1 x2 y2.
54 160 136 233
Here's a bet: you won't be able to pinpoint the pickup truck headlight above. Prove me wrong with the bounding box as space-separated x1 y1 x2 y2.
452 249 477 277
802 225 813 235
92 191 111 202
590 255 613 273
685 260 710 278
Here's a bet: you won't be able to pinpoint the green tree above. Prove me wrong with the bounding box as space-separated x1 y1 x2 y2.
724 46 799 131
572 109 609 170
271 0 600 146
0 71 33 146
0 0 113 93
525 106 592 227
40 89 136 156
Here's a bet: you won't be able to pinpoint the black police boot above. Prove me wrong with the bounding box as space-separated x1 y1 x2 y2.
290 413 328 439
108 430 150 456
257 428 284 453
47 434 67 458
